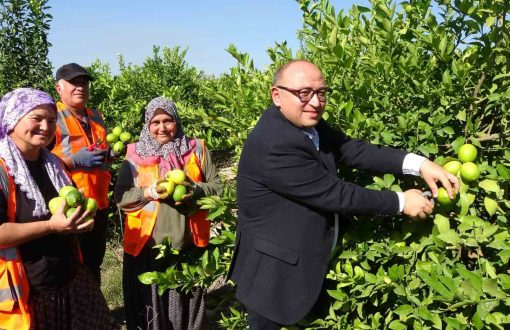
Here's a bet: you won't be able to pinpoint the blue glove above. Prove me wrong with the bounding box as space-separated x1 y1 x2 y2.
71 147 106 168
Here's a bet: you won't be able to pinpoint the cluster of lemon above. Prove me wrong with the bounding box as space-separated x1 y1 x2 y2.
437 143 480 206
106 126 132 155
156 169 188 202
48 186 98 219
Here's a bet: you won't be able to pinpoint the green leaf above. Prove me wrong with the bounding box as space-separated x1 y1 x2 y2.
417 307 435 322
483 260 497 279
473 300 500 329
496 164 510 180
207 206 226 220
418 143 438 157
437 229 461 244
451 136 466 151
356 5 371 13
483 278 504 297
417 270 454 299
434 214 450 233
382 18 392 33
326 27 338 48
459 192 471 216
456 110 466 121
338 251 358 259
485 16 496 27
479 179 500 194
498 274 510 290
442 126 454 135
484 197 498 216
456 265 483 293
138 271 158 285
442 69 452 89
393 304 413 316
388 320 407 330
201 250 209 270
327 289 347 301
332 45 344 58
444 317 465 329
196 265 205 278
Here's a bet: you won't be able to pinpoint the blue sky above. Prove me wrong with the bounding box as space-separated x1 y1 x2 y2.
47 0 368 76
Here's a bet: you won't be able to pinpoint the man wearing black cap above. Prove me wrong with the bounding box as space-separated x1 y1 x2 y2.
51 63 111 283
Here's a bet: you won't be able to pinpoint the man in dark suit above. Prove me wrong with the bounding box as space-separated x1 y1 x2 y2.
228 60 459 329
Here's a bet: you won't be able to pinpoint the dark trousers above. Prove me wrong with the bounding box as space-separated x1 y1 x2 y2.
247 309 282 330
78 207 108 284
245 279 333 329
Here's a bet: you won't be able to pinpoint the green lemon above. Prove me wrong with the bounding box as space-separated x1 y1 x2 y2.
106 133 119 144
112 126 123 137
458 144 478 163
59 185 78 198
66 207 79 218
112 141 125 154
65 190 84 208
85 198 98 214
167 169 186 185
172 185 187 202
158 180 175 195
436 187 455 206
119 131 132 143
460 162 480 182
48 196 68 215
443 160 462 176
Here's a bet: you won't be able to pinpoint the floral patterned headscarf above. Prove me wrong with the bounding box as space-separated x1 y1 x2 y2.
0 88 71 217
135 97 191 167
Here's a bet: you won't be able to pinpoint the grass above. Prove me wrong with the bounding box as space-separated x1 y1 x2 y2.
101 239 126 329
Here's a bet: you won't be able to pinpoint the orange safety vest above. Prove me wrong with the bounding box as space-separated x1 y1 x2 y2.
52 102 111 210
0 160 31 330
123 140 210 257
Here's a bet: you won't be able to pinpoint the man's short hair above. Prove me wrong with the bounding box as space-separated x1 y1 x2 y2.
55 63 94 82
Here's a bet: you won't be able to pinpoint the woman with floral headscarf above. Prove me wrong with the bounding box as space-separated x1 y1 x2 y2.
0 88 110 330
114 97 222 330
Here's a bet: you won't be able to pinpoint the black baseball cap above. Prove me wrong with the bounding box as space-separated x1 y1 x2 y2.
55 63 94 81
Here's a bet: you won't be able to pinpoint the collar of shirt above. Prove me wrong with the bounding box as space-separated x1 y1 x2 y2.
301 127 319 150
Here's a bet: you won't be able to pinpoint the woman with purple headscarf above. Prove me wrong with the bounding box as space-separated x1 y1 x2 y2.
114 97 222 330
0 88 110 329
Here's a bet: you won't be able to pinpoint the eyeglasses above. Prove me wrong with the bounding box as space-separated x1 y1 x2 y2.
276 85 332 103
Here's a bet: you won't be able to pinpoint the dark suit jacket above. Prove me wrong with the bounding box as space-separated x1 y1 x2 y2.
228 105 408 325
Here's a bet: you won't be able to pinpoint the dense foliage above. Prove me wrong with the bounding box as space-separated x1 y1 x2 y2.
1 0 509 328
0 0 52 95
289 0 510 328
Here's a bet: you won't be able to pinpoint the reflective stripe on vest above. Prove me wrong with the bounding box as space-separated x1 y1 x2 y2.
0 159 31 330
52 102 111 209
184 141 210 247
123 158 160 256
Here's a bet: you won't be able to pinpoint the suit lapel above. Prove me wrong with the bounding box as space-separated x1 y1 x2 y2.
270 106 336 174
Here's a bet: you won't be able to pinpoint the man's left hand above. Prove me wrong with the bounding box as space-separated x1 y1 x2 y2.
420 159 460 199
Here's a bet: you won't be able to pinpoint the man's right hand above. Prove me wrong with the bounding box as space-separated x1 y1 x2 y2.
71 147 106 168
403 189 434 220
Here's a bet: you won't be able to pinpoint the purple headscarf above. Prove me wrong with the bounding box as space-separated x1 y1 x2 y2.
0 88 72 217
135 97 191 167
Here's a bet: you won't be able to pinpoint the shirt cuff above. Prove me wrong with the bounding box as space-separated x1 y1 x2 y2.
402 153 427 176
396 191 405 213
